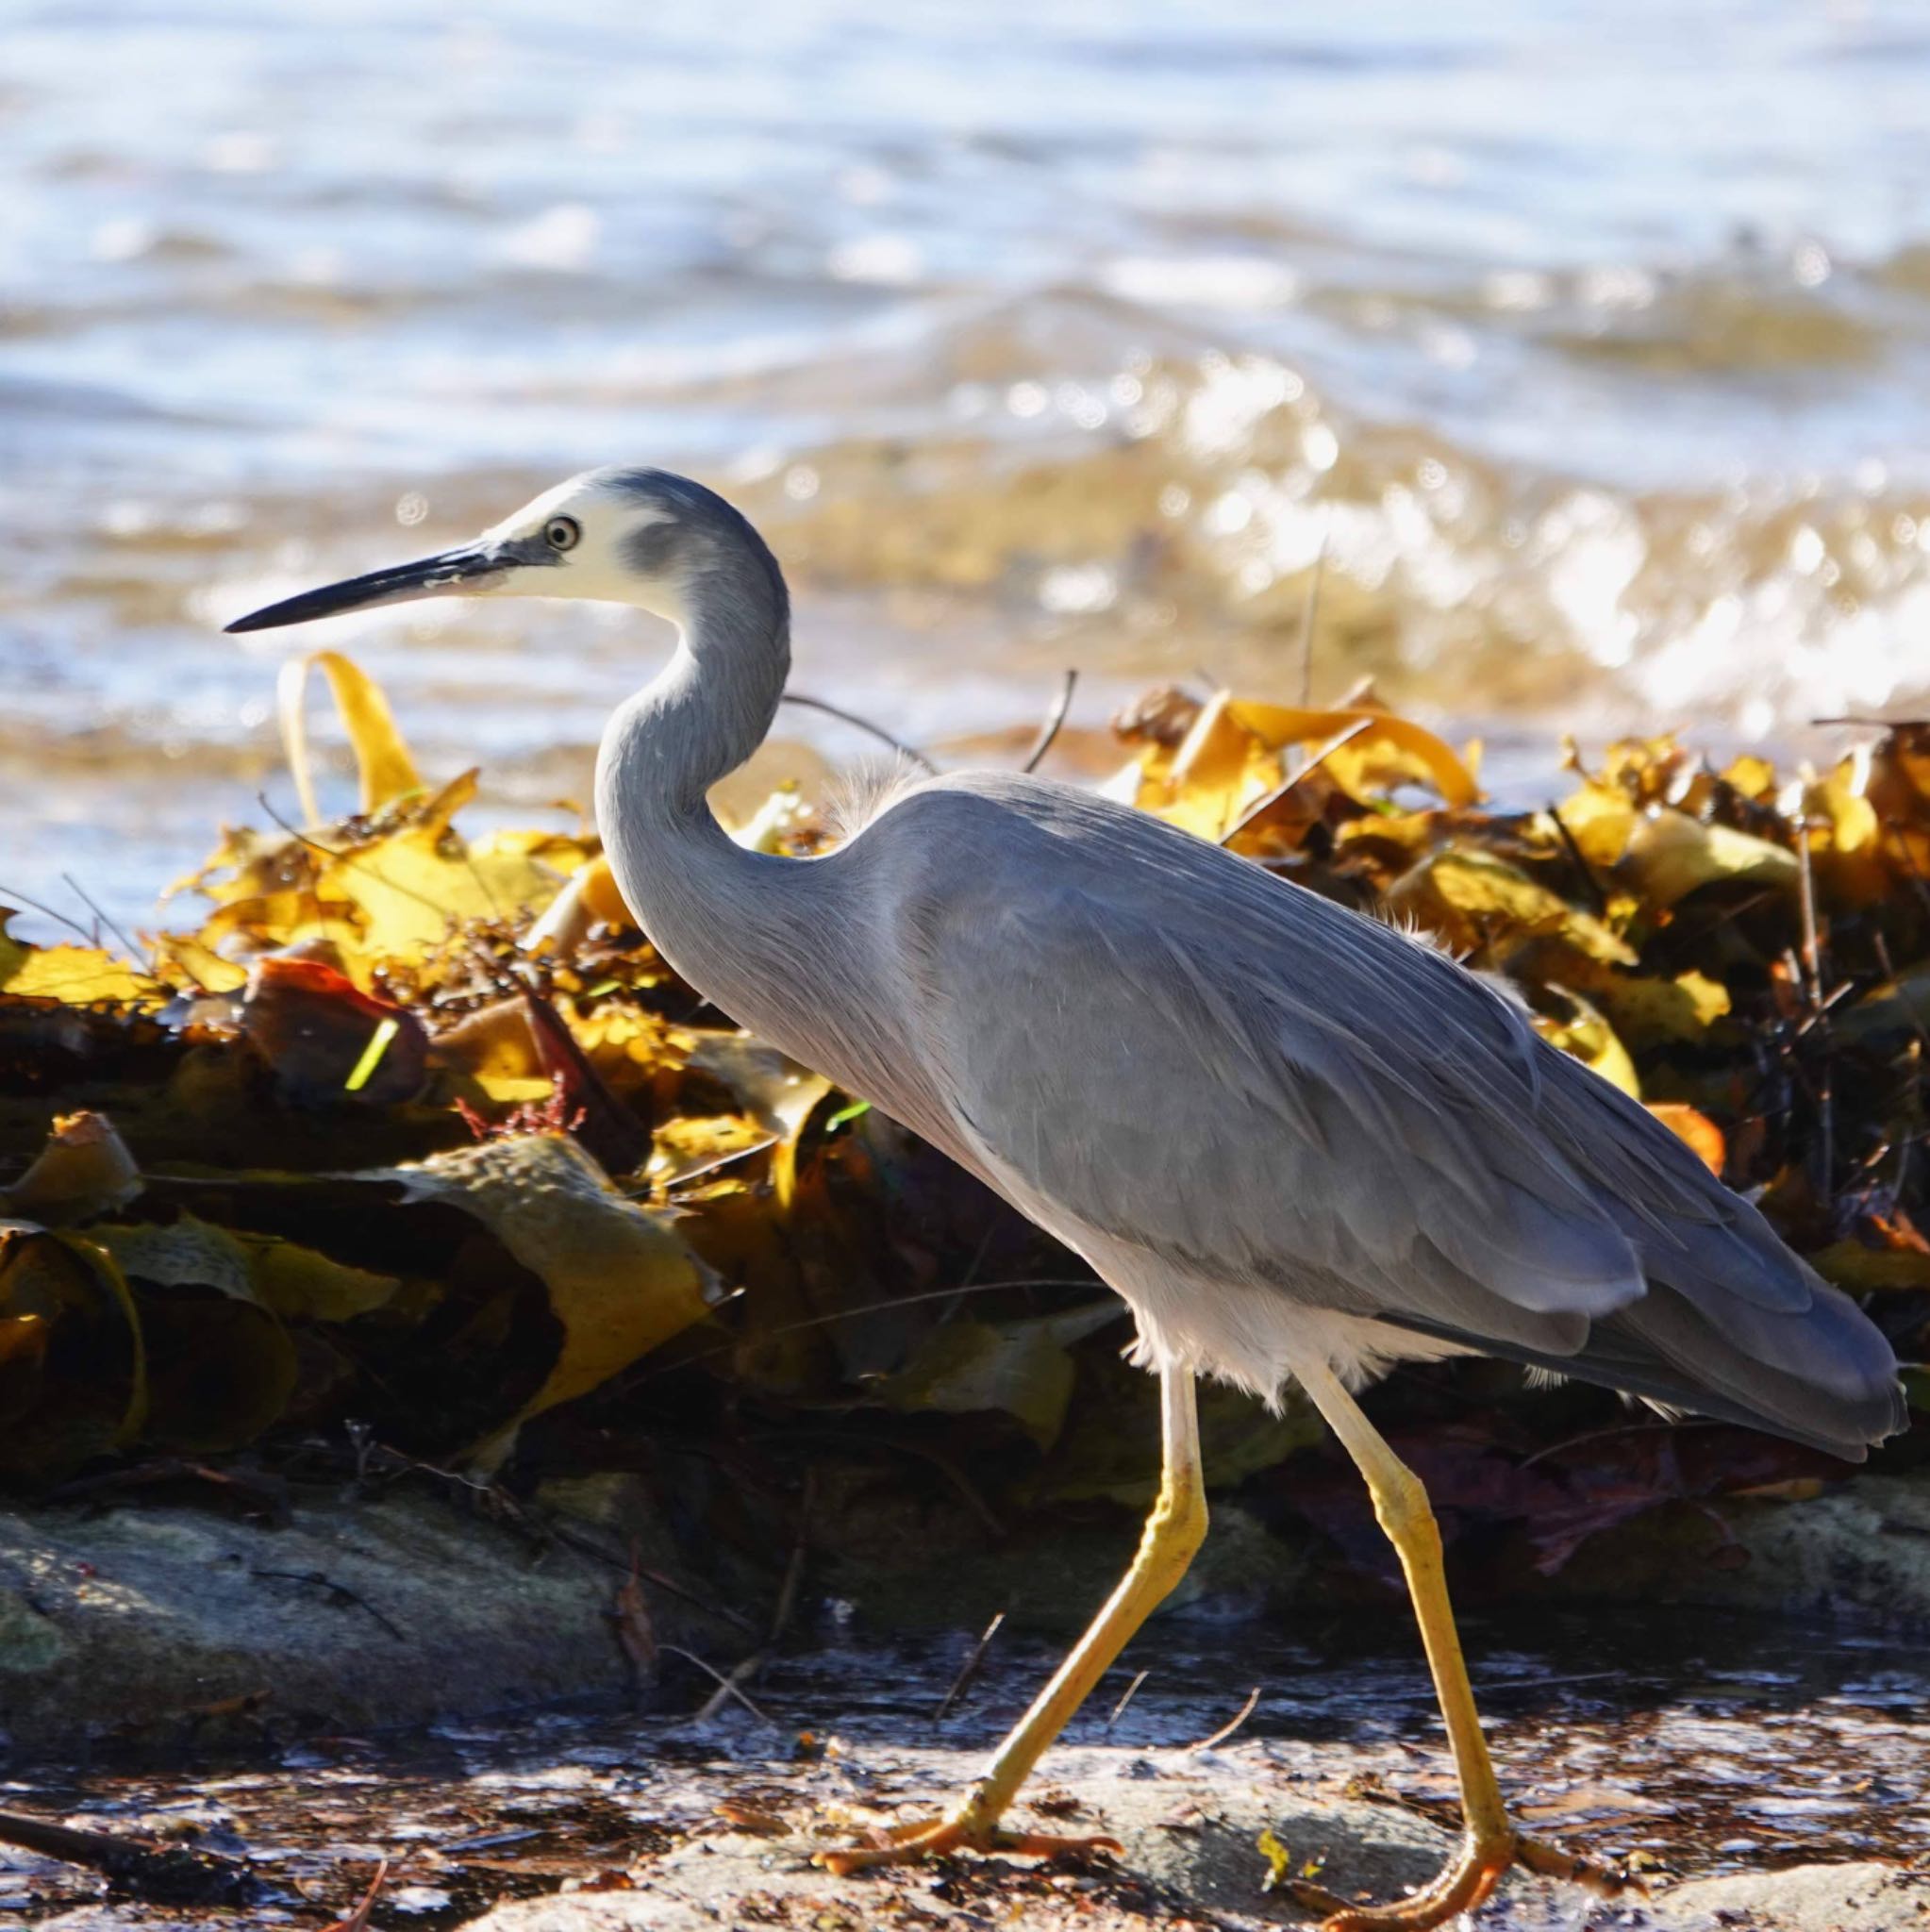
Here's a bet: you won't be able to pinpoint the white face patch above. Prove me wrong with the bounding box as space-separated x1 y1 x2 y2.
480 478 673 547
474 472 689 621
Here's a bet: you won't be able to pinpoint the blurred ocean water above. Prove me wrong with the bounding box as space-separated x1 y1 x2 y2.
8 0 1930 928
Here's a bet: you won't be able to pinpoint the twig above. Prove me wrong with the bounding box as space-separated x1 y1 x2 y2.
755 1426 1007 1538
631 1277 1112 1389
1184 1684 1261 1752
61 871 150 972
545 1522 758 1634
250 1568 406 1641
1517 1416 1726 1471
1106 1667 1150 1729
935 1610 1006 1723
781 691 939 774
694 1470 815 1721
1794 815 1823 1006
1792 816 1835 1201
769 1468 815 1644
1546 805 1609 917
0 883 101 946
0 1807 260 1907
661 1643 777 1725
1021 670 1078 774
1222 718 1373 846
254 790 438 960
439 1827 541 1855
324 1857 389 1932
518 983 650 1174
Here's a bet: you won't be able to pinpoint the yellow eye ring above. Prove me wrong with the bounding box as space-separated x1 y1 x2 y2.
545 515 581 552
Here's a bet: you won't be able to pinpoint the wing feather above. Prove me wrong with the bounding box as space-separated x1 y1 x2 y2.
876 774 1901 1456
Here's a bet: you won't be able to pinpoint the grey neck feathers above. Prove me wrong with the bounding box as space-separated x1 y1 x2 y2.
593 545 795 1020
604 555 791 833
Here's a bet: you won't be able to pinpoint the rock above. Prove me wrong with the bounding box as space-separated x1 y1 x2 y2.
448 1745 1493 1931
1548 1474 1930 1624
0 1476 734 1752
1661 1859 1929 1930
437 1729 1927 1932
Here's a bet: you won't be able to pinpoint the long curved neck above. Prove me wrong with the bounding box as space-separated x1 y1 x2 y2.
603 583 790 832
593 565 795 1011
592 549 957 1159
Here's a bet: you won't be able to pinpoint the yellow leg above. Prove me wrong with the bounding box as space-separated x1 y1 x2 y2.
816 1361 1206 1874
1289 1359 1622 1930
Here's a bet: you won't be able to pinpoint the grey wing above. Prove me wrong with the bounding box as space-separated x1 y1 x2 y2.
899 781 1903 1460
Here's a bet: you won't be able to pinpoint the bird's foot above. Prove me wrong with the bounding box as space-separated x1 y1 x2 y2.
1286 1825 1636 1930
813 1802 1123 1875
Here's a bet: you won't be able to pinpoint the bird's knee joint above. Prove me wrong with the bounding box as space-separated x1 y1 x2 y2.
1372 1462 1436 1546
1142 1487 1208 1564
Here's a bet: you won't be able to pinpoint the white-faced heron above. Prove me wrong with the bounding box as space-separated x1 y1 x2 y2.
228 469 1905 1928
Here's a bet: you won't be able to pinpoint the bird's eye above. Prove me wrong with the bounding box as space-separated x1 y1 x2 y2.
544 515 581 552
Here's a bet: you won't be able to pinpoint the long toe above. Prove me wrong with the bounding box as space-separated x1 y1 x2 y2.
1289 1834 1508 1932
1289 1826 1637 1930
815 1812 1123 1876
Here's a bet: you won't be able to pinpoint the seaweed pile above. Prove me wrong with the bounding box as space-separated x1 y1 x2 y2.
1 658 1922 1585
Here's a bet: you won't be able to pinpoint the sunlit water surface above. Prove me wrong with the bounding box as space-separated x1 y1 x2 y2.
9 2 1930 932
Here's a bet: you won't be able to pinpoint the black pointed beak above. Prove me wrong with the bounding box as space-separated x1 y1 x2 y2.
224 541 519 634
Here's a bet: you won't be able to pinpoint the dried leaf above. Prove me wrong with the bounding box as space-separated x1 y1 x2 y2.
135 1290 298 1454
0 929 161 1008
877 1303 1123 1450
356 1136 722 1454
1620 808 1798 909
1644 1103 1724 1174
0 1224 146 1474
1591 969 1732 1049
95 1215 398 1322
313 776 566 959
1805 1239 1930 1294
279 649 422 825
1533 989 1640 1098
241 958 429 1107
1390 849 1636 966
2 1112 141 1224
1226 699 1481 808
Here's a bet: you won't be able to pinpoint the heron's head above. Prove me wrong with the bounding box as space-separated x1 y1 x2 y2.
225 467 784 635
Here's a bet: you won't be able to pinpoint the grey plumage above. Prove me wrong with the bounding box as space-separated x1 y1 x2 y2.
229 467 1906 1466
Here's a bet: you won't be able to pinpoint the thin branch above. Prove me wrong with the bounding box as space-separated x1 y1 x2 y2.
1021 670 1078 774
694 1469 815 1722
1106 1667 1150 1730
934 1611 1006 1723
0 1807 259 1906
250 1568 406 1641
0 883 100 946
1221 718 1374 847
661 1643 777 1725
780 691 938 774
1185 1684 1261 1752
768 1467 815 1644
60 872 149 972
324 1857 390 1932
1546 806 1609 917
1792 814 1835 1201
544 1522 758 1633
630 1277 1114 1387
1517 1416 1727 1471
